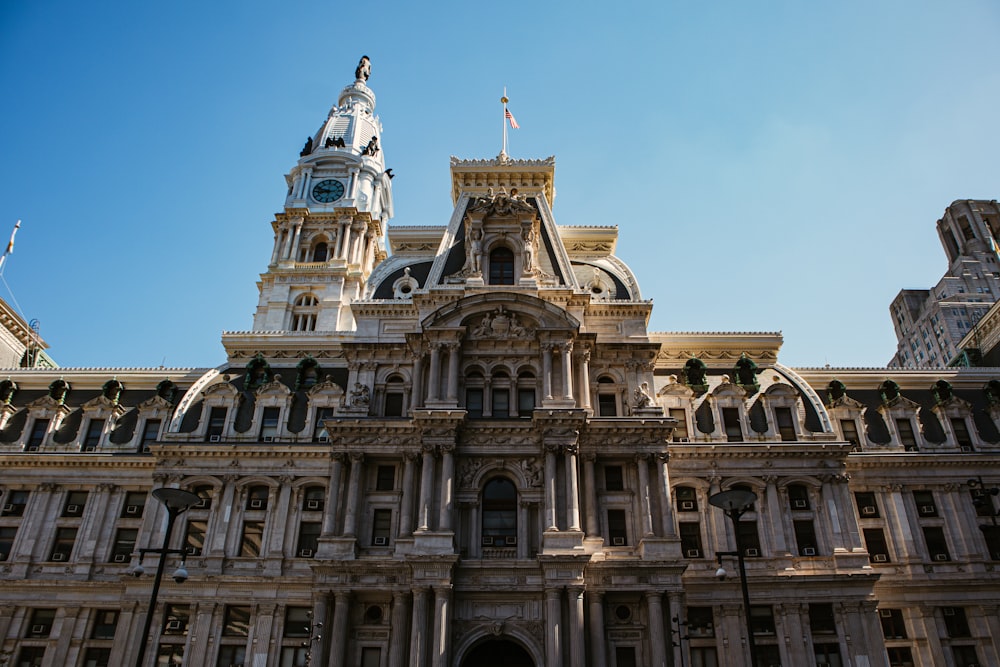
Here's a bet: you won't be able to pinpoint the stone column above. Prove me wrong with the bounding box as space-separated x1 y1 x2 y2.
311 595 330 666
446 342 461 403
645 593 668 667
882 484 917 560
975 604 1000 665
290 218 304 259
388 591 411 667
833 476 864 551
409 588 430 667
560 342 574 401
544 444 559 531
636 454 655 538
47 606 80 667
764 476 788 553
583 453 600 538
267 480 293 557
565 445 581 532
588 591 608 667
432 586 452 667
322 454 345 537
270 229 283 264
399 452 417 536
327 591 351 667
418 446 435 532
411 353 424 409
542 343 554 400
939 483 974 558
655 454 676 537
342 453 364 537
577 350 592 410
427 344 442 403
567 587 585 667
438 445 456 532
545 588 563 667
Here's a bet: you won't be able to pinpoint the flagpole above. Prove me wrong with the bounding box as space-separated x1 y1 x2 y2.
0 220 21 274
501 87 509 157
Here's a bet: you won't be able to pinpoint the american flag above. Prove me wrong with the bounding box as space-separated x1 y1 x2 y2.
505 108 519 129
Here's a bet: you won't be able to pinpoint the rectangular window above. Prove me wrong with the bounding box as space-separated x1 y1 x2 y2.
260 406 280 440
50 527 77 561
604 465 624 491
91 609 119 640
84 419 104 449
63 490 88 517
722 408 743 441
361 647 381 667
598 393 617 417
240 521 265 557
855 491 879 518
216 646 247 667
676 486 698 512
284 607 312 638
186 520 207 556
914 490 937 517
1 489 28 517
109 528 137 563
679 522 702 558
809 603 837 635
206 406 227 441
223 606 252 636
140 419 161 449
686 606 715 638
942 606 971 637
162 604 191 635
16 647 46 666
280 647 309 667
787 485 810 510
982 525 1000 560
27 418 48 448
750 605 775 635
896 418 917 448
157 645 185 664
26 608 55 637
384 392 404 417
689 647 718 667
923 526 950 561
302 487 325 512
951 645 980 666
517 389 535 415
614 647 637 667
879 608 907 639
466 389 484 418
0 526 16 561
375 465 395 491
951 417 973 448
864 528 890 562
313 407 333 441
794 520 818 556
82 647 112 667
297 522 320 557
737 520 761 556
775 407 795 441
492 389 510 418
607 509 627 546
813 642 841 666
840 419 860 445
121 491 147 518
669 408 688 439
372 509 391 546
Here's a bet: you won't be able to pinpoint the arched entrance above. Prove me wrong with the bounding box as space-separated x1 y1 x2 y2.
460 638 535 667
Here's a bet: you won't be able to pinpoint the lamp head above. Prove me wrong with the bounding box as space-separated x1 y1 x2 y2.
171 565 188 584
131 563 145 578
715 566 727 580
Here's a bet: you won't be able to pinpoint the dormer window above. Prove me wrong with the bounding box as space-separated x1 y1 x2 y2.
489 247 515 285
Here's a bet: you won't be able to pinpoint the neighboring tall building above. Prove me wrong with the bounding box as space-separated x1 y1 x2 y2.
889 200 1000 367
2 59 1000 667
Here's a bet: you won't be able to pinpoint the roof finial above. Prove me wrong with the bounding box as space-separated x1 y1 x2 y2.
355 56 371 82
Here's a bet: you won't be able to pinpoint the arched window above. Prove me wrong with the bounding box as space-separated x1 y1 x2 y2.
482 478 517 546
312 242 328 262
384 375 405 417
488 247 515 285
291 294 319 332
245 485 269 511
597 376 618 417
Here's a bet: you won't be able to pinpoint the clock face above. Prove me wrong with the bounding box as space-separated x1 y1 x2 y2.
312 179 345 203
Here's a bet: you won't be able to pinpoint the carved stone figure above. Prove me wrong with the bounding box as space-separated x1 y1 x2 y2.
633 382 653 409
355 55 371 81
300 136 313 157
468 227 483 274
350 383 370 406
470 306 533 339
522 227 535 274
362 136 379 157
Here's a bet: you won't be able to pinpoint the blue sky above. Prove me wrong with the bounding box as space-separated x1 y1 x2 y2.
1 1 998 370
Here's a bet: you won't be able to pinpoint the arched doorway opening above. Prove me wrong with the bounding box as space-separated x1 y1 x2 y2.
460 638 534 667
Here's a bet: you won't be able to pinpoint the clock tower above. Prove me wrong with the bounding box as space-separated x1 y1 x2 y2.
249 56 392 334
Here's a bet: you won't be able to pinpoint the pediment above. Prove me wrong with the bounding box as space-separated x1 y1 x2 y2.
422 293 579 333
256 378 292 399
138 395 175 411
27 395 71 412
933 395 973 413
879 395 921 411
657 378 694 398
202 382 239 400
711 379 746 399
827 394 866 410
307 378 345 401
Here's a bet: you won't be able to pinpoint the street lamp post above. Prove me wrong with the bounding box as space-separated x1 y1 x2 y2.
132 487 201 667
709 488 759 667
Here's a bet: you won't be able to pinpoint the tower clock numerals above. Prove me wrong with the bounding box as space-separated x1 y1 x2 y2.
312 179 345 203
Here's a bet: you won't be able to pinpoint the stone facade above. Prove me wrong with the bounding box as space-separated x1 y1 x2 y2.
1 60 999 667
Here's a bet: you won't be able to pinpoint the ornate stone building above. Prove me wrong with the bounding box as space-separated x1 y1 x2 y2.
1 59 999 667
